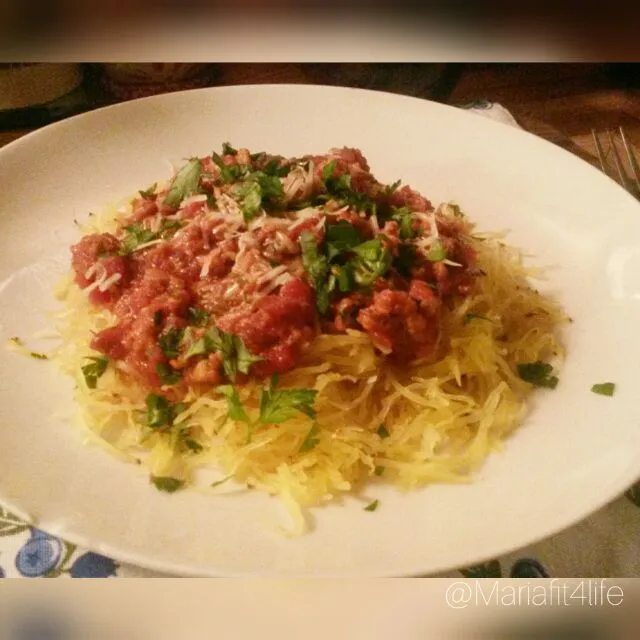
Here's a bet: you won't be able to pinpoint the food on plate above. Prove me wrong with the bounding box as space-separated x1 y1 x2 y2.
49 143 566 532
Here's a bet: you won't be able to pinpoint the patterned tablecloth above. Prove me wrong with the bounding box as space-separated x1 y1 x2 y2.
1 101 639 579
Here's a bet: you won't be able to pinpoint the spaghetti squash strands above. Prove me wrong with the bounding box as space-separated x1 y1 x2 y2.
47 144 567 534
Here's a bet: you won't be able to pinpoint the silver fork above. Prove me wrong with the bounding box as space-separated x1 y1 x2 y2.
592 126 640 199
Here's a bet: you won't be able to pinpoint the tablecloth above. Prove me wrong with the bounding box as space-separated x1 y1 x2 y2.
1 100 638 579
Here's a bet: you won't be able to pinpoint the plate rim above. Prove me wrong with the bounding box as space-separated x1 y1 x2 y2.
1 82 640 577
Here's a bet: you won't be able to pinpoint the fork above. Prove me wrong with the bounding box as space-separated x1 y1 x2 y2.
592 127 640 199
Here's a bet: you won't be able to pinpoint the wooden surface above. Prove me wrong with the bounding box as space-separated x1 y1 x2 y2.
2 64 639 182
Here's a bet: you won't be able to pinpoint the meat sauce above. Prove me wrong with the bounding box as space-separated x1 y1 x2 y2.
70 146 477 397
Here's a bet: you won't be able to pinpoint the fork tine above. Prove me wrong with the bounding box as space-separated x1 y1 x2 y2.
606 129 632 191
619 126 640 194
592 129 611 177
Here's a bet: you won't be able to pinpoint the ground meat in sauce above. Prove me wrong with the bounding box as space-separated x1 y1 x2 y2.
357 290 440 361
71 145 478 397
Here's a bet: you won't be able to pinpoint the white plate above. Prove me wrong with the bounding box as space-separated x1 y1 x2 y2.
1 85 640 577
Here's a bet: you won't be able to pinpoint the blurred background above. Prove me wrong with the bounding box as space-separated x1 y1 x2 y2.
1 63 639 155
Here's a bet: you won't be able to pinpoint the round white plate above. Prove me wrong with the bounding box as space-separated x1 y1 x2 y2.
1 85 639 577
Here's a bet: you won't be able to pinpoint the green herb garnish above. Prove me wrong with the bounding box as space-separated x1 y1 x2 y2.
210 475 233 488
300 231 331 314
234 171 285 223
145 394 173 428
384 179 402 196
211 152 248 184
259 374 317 424
425 239 447 262
183 327 261 380
300 423 320 452
139 183 157 199
351 237 392 286
374 466 385 477
158 327 184 359
235 180 263 223
163 158 203 208
464 313 490 324
81 356 108 389
144 395 186 430
221 142 237 155
591 382 615 397
517 362 559 389
187 307 210 327
391 206 416 240
119 223 158 255
156 362 182 385
377 423 390 439
364 500 379 512
183 439 203 453
325 221 364 261
151 476 184 493
262 158 290 177
217 384 252 424
394 244 417 278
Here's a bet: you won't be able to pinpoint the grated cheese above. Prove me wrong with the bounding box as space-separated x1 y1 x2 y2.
98 273 122 292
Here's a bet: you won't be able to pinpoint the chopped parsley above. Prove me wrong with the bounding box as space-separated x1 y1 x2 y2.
210 475 233 488
139 182 157 199
81 356 108 389
119 219 183 255
29 352 48 360
221 142 237 155
119 223 158 255
211 152 248 184
259 375 317 424
183 439 203 453
374 466 385 477
377 423 390 438
425 239 447 262
300 231 331 314
384 179 402 196
234 180 262 222
364 499 379 512
183 327 261 380
151 476 184 493
210 328 262 380
322 160 352 194
217 384 251 424
331 263 355 293
351 237 392 287
317 160 377 215
391 206 416 240
300 221 391 309
156 362 182 385
325 221 365 261
464 312 489 324
163 158 203 208
187 307 210 326
158 327 184 359
262 158 291 177
217 377 317 444
300 423 320 452
517 362 559 389
234 171 285 223
394 244 418 278
145 394 186 429
159 219 184 237
591 382 615 397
